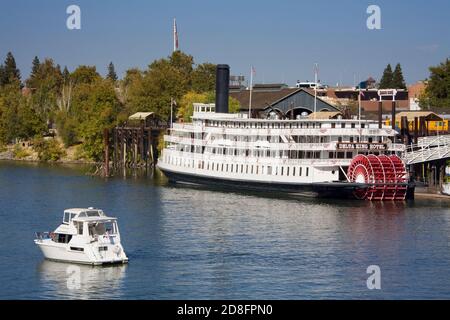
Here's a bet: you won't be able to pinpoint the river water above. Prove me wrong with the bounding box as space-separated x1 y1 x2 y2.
0 161 449 299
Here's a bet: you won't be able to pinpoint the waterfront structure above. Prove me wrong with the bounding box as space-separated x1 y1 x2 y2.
35 208 128 265
230 86 339 118
106 112 168 174
158 65 411 201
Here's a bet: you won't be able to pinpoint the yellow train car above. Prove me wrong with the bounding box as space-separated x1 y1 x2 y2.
384 112 449 133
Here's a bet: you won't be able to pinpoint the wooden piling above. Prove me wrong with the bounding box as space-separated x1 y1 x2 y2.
107 115 167 173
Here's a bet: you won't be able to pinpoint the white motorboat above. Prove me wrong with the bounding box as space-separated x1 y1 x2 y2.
35 208 128 265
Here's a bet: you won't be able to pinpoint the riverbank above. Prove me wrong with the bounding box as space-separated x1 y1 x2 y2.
0 141 95 165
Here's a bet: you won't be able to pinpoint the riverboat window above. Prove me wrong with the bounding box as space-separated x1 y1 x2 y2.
368 137 373 143
361 123 365 129
337 152 345 159
281 167 284 176
293 167 296 176
306 168 309 177
351 123 356 128
299 167 303 176
267 166 272 175
331 123 336 128
329 152 335 159
287 167 290 176
341 123 345 128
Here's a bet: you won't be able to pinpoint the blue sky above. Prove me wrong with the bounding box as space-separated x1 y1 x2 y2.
0 0 449 86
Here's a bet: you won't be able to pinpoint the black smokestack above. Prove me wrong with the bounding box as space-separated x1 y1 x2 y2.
215 64 229 113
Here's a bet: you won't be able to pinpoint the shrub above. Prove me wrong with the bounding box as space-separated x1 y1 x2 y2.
13 144 30 159
33 138 66 162
73 144 87 161
56 113 79 147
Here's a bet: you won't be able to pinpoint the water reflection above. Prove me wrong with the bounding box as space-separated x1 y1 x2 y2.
37 260 127 299
1 161 450 299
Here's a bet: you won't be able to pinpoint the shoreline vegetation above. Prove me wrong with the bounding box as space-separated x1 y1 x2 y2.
0 51 239 166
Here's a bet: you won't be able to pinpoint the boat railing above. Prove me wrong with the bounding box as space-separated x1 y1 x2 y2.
35 232 52 241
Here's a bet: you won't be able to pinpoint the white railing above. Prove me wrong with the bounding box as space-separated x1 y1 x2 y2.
165 135 404 153
171 124 397 137
403 135 450 165
161 149 352 167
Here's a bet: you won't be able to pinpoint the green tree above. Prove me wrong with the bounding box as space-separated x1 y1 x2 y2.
29 56 41 85
27 58 63 119
70 65 101 85
192 63 216 93
0 64 5 86
70 80 122 160
1 52 21 86
0 81 46 144
379 64 393 89
125 51 194 120
107 62 118 82
420 58 450 109
62 66 70 82
392 63 406 89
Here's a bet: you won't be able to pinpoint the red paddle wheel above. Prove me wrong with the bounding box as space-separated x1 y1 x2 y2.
347 154 408 201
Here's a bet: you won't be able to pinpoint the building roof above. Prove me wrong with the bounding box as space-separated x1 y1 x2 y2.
395 111 443 121
128 112 154 120
230 88 300 110
308 111 343 119
230 88 333 110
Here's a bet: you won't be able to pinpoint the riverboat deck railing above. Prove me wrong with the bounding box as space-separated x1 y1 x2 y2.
403 134 450 165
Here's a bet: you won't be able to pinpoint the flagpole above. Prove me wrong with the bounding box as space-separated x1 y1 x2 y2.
249 66 253 119
170 98 174 129
314 63 318 119
358 89 362 126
